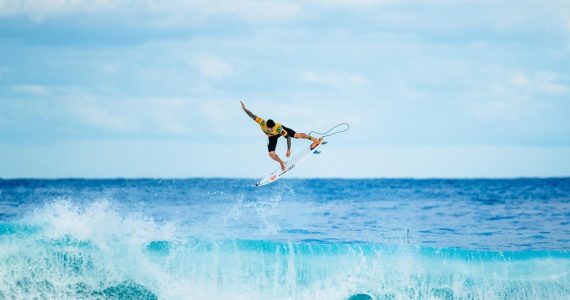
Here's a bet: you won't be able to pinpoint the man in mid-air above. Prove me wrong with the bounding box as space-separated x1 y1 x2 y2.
241 101 323 171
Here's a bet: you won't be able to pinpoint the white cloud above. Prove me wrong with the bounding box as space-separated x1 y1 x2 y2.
62 98 133 132
10 84 49 96
0 0 568 151
465 90 528 121
507 70 567 95
534 72 568 95
0 0 119 21
57 96 256 138
99 63 118 74
61 97 197 135
0 0 301 23
307 0 393 9
509 72 529 87
207 1 301 23
196 55 233 80
464 68 567 121
195 98 246 137
301 70 369 89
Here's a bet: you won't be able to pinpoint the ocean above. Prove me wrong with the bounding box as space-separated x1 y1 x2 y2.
0 178 569 299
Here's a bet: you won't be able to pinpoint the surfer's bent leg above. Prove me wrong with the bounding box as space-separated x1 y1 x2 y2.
268 136 286 171
269 152 286 171
283 125 318 143
293 132 319 143
293 132 324 149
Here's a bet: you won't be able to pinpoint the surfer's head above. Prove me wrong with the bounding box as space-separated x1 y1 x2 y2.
266 119 275 129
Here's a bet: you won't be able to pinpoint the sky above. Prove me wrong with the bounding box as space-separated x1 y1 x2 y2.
0 0 569 178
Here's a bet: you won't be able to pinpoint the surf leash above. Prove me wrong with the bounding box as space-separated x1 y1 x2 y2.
309 123 350 138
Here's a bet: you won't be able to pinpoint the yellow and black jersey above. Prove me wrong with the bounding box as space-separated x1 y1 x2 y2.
255 117 289 137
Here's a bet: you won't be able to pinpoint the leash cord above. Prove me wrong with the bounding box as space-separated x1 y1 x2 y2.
309 123 350 138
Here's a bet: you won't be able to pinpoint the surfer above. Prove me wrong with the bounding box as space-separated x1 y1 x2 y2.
241 101 323 171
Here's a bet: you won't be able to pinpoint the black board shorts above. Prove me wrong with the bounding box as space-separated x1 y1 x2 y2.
267 126 296 152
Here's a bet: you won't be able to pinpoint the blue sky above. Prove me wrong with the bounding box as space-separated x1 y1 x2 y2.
0 0 569 178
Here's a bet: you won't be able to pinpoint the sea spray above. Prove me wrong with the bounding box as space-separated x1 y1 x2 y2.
1 200 568 299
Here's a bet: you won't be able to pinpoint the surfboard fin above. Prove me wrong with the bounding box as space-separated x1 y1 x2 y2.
313 150 321 154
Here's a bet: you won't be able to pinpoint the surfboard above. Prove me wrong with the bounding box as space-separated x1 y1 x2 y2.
254 140 326 187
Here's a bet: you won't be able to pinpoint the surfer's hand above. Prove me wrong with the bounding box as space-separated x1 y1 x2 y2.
286 149 291 157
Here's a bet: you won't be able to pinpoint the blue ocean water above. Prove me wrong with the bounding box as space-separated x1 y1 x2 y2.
0 178 569 299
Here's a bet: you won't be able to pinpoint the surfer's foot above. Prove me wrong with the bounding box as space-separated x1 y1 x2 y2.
310 137 324 150
279 161 286 171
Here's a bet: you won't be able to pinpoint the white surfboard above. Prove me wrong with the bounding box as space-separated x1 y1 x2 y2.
255 141 326 187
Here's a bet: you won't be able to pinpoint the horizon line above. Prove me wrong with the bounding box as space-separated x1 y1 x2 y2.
1 176 569 181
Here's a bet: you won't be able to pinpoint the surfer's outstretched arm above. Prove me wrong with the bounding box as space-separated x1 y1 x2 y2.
240 101 257 121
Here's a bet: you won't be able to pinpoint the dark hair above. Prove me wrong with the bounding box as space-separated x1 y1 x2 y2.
267 119 275 128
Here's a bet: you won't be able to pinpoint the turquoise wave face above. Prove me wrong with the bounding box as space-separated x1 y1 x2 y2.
1 199 569 299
